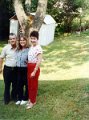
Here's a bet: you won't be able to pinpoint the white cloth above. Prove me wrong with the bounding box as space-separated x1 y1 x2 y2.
0 44 17 67
28 45 42 63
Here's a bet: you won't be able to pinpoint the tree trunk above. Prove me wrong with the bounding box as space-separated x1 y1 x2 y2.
32 0 48 30
14 0 48 37
14 0 29 36
25 0 31 15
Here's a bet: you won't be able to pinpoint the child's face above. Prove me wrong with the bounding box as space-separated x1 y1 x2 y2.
30 36 38 46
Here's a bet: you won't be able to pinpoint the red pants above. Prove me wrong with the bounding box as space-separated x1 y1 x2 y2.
27 63 40 104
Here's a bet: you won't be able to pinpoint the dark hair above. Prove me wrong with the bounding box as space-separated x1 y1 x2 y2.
9 33 17 40
9 33 16 37
30 31 39 39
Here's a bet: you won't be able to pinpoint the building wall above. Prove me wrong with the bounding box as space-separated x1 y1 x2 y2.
39 23 56 46
9 18 56 46
10 20 19 36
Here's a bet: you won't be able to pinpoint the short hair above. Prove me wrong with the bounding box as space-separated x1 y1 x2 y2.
30 31 39 39
9 33 17 39
9 33 16 37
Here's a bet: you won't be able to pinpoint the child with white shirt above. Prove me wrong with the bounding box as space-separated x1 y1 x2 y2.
27 31 43 109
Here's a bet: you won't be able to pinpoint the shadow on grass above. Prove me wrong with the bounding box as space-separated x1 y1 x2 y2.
0 41 7 53
0 78 89 120
0 41 7 47
42 32 89 73
38 78 89 96
1 78 89 99
0 80 4 102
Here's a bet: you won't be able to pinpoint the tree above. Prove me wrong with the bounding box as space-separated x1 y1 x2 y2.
13 0 48 37
47 0 85 33
60 0 83 33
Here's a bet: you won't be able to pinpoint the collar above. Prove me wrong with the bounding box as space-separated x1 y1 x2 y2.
9 44 17 50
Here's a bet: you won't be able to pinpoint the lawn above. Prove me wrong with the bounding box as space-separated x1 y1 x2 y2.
0 31 89 120
0 79 89 120
40 31 89 80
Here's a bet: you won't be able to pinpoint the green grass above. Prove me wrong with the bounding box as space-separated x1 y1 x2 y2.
40 31 89 80
1 31 89 119
42 32 89 70
0 79 89 120
0 41 8 53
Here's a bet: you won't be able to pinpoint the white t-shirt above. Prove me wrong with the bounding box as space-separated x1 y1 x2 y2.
28 45 42 63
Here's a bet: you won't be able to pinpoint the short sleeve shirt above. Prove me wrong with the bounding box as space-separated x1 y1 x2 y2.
0 44 17 67
28 45 42 63
16 48 29 67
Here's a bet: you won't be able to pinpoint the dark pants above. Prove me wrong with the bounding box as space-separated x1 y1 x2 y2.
17 67 28 101
3 65 17 104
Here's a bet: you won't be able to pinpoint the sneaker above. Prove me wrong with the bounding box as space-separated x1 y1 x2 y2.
15 101 21 105
20 100 28 105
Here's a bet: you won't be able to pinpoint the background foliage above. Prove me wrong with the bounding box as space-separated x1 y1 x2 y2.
0 0 89 40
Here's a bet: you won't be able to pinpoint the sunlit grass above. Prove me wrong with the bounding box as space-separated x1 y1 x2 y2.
40 31 89 80
1 32 89 81
1 32 89 119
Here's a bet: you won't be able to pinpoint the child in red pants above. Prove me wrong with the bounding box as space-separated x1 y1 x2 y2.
27 31 43 109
